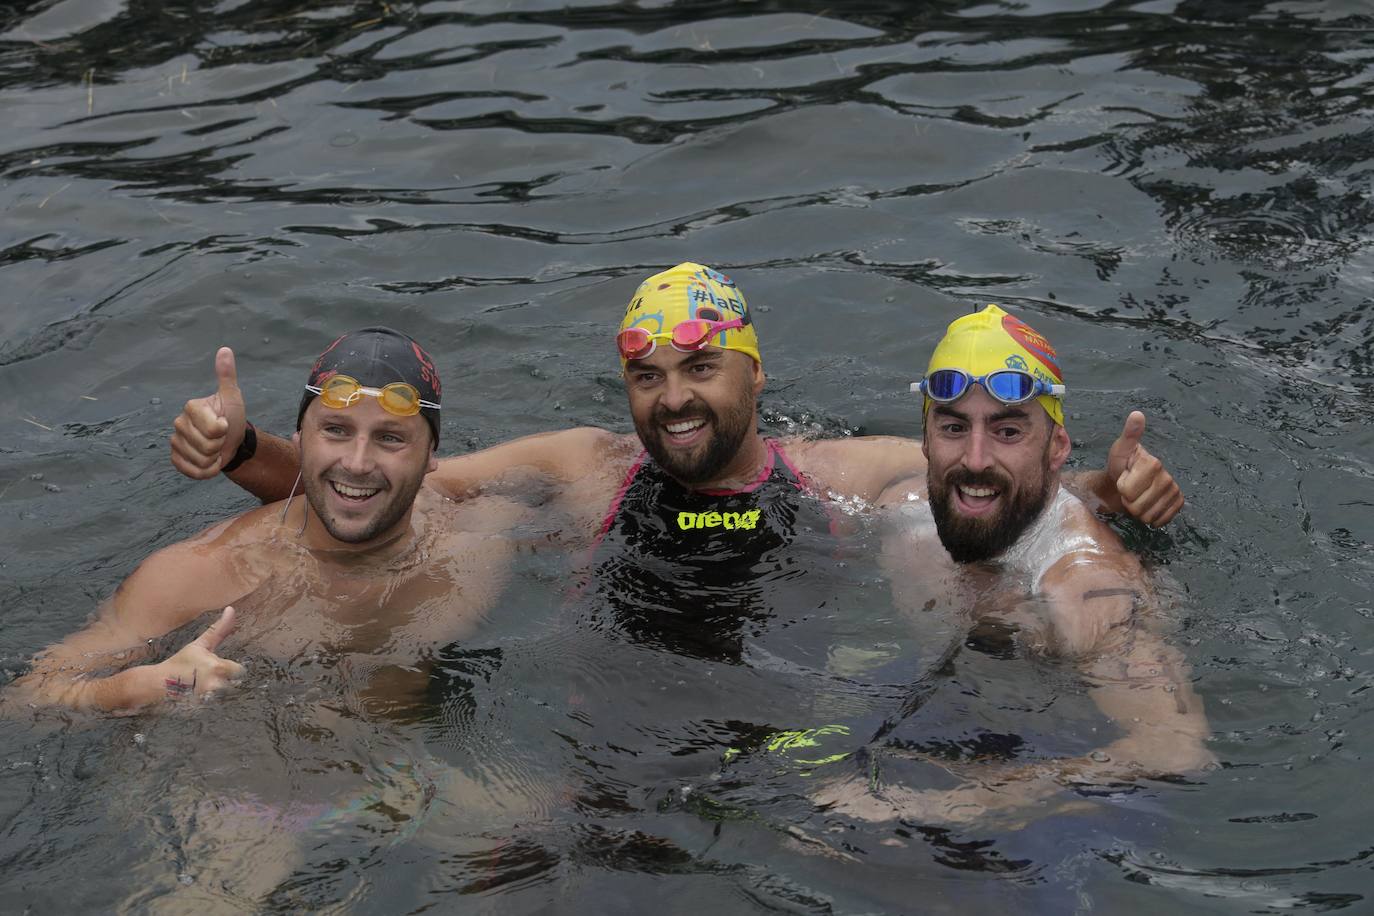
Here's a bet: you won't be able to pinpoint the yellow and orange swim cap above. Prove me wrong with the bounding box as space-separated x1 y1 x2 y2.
924 304 1065 426
618 262 762 369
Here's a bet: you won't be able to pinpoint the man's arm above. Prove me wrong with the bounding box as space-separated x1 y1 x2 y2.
877 556 1211 825
1072 411 1184 526
815 520 1210 826
1035 552 1213 775
3 527 251 714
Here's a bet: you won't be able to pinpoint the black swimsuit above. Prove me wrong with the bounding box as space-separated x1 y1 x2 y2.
582 439 837 662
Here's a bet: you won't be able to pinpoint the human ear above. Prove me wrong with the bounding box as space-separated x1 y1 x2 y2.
1048 424 1071 471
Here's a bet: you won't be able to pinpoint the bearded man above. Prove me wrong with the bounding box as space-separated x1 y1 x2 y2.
813 305 1213 825
6 327 518 713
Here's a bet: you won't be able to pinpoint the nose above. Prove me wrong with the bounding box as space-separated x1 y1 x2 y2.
340 433 375 476
961 427 994 473
661 370 696 414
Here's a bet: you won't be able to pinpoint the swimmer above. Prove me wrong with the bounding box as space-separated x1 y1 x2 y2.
814 305 1213 826
168 264 1183 572
5 327 521 713
3 327 551 911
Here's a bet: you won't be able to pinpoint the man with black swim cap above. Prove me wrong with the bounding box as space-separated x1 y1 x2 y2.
7 326 515 713
291 327 444 545
297 326 443 445
5 327 538 904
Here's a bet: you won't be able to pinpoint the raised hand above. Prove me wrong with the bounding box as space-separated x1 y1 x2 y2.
153 605 246 702
1107 411 1185 527
170 347 247 479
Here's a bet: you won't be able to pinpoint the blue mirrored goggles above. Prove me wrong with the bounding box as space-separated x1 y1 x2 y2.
911 369 1066 406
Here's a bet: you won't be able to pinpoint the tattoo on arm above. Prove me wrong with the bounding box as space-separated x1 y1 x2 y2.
164 669 197 698
1082 588 1140 601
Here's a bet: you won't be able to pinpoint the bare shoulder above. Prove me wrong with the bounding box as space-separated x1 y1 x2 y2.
128 503 280 575
108 505 280 637
1061 496 1137 562
429 487 536 536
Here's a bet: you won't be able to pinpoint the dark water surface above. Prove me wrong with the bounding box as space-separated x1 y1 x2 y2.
3 0 1374 912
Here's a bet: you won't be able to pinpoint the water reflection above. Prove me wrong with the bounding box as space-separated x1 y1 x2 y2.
3 0 1374 911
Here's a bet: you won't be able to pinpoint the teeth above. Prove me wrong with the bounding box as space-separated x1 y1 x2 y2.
959 485 997 498
332 482 379 499
666 419 705 434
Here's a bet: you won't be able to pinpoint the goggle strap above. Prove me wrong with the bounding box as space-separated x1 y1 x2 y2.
304 383 440 411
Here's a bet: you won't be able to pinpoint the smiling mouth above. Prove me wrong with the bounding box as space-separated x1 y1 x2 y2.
954 482 1001 513
330 481 381 502
663 417 706 440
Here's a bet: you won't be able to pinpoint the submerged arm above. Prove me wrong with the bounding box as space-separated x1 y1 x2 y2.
885 560 1212 823
818 525 1210 826
1037 556 1213 777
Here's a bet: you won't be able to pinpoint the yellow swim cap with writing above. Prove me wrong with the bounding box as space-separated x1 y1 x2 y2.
924 304 1065 426
618 262 762 368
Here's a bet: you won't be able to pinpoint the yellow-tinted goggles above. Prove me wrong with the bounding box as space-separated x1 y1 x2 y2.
306 374 440 417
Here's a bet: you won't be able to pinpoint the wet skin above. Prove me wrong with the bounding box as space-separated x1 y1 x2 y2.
3 395 522 714
623 346 767 489
922 387 1071 562
294 397 438 548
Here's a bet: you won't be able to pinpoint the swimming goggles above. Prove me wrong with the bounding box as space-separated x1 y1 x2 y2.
305 374 440 417
911 369 1066 406
617 314 750 361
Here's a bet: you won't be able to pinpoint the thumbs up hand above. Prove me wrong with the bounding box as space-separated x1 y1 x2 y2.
171 347 248 479
153 606 246 702
1107 411 1185 528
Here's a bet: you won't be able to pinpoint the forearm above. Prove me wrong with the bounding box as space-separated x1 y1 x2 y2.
5 662 163 715
1085 662 1214 775
1065 469 1122 513
225 428 300 503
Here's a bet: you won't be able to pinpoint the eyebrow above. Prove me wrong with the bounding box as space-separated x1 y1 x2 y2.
316 410 411 432
627 349 723 372
930 404 1032 424
683 349 724 366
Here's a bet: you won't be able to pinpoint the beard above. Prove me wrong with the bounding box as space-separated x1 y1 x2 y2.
634 393 755 487
303 468 426 545
927 451 1054 564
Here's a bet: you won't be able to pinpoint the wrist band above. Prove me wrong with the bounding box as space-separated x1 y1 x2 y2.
221 422 257 474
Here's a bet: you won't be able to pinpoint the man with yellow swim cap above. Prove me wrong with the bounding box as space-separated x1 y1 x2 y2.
913 303 1075 562
617 262 761 368
919 303 1066 426
810 302 1212 826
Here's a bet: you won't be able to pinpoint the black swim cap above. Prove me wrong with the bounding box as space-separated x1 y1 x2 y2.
296 327 442 446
